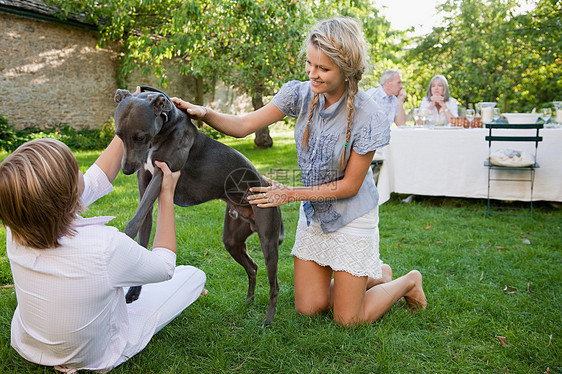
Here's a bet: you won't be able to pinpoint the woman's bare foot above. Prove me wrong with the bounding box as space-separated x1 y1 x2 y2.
367 264 393 289
381 264 393 283
403 270 427 312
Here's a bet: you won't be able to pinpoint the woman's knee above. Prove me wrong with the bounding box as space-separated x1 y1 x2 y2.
294 297 330 316
333 309 363 327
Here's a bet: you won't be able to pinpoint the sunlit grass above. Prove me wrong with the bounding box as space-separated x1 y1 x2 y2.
1 127 560 373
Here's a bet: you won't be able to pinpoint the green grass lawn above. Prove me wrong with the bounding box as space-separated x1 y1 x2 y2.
1 126 560 373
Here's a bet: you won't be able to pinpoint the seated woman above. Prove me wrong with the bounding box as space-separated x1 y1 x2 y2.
419 75 459 125
0 137 206 373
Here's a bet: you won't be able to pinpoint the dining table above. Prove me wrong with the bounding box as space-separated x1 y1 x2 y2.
375 125 562 205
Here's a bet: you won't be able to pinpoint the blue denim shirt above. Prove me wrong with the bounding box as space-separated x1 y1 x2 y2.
271 80 390 233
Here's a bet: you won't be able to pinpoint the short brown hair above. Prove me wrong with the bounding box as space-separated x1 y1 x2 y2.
0 138 83 249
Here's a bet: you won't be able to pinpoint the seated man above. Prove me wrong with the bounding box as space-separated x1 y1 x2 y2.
366 69 407 127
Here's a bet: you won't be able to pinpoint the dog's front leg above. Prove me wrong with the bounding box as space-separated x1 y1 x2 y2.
125 170 163 303
124 171 163 239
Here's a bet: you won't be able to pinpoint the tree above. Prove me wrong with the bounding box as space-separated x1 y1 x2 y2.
48 0 313 147
198 0 314 148
509 0 562 107
406 0 561 112
48 0 401 146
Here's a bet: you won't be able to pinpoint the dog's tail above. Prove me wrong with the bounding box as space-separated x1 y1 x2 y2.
278 220 285 245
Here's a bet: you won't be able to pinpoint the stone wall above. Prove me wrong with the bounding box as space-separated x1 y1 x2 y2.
0 11 253 130
126 67 254 117
0 12 118 129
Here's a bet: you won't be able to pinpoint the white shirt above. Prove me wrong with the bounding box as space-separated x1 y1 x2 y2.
8 163 176 372
366 85 398 126
420 97 459 125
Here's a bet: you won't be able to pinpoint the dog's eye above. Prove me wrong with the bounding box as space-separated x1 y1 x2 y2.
133 135 146 142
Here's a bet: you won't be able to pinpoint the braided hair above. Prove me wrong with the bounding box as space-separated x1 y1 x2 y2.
301 17 369 170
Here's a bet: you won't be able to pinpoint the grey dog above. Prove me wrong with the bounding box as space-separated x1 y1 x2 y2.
113 87 284 324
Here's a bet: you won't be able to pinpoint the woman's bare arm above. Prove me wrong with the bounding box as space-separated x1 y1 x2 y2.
248 150 376 207
171 98 285 138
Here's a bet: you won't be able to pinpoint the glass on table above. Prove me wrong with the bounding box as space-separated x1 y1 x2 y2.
420 109 431 127
475 103 482 118
541 108 552 124
466 108 475 128
412 108 421 126
492 108 501 122
553 101 562 126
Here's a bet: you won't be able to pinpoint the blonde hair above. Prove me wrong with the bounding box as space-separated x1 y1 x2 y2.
301 17 369 169
0 138 83 249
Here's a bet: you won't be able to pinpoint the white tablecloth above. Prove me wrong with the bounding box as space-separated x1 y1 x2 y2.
376 127 562 204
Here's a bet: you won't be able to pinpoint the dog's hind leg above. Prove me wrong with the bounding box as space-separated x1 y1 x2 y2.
254 208 281 326
223 204 258 305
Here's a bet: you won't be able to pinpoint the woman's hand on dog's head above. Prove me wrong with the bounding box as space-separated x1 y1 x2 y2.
171 97 208 120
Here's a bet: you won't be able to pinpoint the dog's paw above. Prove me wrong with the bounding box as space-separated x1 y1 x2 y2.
125 286 142 303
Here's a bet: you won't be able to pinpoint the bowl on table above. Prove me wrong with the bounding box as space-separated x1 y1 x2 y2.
502 113 541 124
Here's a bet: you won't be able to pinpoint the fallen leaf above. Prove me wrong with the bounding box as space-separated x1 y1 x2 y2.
527 282 535 294
547 335 552 347
423 225 431 230
1 284 14 289
480 271 484 281
521 238 531 245
496 336 510 347
503 285 518 294
436 241 443 245
496 246 506 251
544 367 550 374
397 242 402 248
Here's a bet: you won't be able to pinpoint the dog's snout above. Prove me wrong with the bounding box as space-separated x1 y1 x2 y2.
122 161 140 175
122 167 135 175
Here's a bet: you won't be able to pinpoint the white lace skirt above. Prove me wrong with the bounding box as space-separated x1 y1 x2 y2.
291 205 383 279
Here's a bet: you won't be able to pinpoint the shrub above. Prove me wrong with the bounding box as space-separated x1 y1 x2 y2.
199 124 225 140
0 115 17 152
0 115 115 152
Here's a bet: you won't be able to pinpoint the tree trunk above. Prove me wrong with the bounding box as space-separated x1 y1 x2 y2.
195 76 204 127
252 91 273 149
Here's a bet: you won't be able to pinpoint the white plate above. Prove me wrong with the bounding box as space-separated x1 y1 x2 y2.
432 125 462 129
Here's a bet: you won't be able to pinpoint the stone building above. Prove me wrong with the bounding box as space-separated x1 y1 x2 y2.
0 0 121 129
0 0 250 130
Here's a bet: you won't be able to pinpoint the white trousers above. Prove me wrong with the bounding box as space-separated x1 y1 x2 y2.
116 265 206 368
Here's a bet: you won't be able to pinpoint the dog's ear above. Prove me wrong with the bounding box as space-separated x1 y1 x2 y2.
114 89 132 104
148 94 173 114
